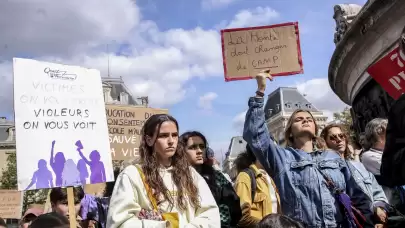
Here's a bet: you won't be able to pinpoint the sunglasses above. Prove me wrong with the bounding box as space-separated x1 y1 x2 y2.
329 133 345 142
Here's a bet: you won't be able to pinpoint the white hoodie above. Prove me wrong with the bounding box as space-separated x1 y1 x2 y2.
106 165 220 228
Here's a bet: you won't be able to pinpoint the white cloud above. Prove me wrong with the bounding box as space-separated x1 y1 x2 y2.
217 6 280 29
198 92 218 110
296 78 348 122
232 110 247 132
201 0 237 10
0 0 225 112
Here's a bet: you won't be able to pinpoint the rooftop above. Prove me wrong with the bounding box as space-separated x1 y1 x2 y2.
264 87 319 120
102 77 139 106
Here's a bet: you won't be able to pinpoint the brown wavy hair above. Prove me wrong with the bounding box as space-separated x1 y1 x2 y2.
320 124 353 159
284 109 327 150
140 114 200 211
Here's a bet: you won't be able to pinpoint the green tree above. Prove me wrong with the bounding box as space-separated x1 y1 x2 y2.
333 107 355 138
0 152 17 189
0 152 48 212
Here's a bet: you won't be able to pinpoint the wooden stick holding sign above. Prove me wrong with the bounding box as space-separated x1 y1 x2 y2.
67 187 77 228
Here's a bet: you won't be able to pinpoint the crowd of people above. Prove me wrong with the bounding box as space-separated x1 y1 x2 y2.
1 71 405 228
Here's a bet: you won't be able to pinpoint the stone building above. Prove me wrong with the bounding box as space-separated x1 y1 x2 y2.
329 1 405 134
265 87 328 144
0 117 16 179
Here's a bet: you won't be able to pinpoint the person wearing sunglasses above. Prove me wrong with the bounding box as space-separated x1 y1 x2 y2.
180 131 242 228
321 124 389 227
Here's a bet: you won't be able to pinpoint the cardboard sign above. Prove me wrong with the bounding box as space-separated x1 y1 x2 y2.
13 58 114 191
0 190 23 219
106 105 168 160
367 47 405 99
221 22 303 81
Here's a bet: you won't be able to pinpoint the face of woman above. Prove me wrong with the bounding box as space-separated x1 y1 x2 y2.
152 121 178 163
290 111 316 138
325 127 346 154
186 136 206 165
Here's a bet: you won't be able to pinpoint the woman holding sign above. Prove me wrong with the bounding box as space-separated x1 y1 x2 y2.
242 70 374 227
107 114 220 228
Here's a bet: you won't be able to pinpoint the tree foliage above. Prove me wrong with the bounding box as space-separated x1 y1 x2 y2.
0 152 17 189
0 152 48 213
333 107 356 139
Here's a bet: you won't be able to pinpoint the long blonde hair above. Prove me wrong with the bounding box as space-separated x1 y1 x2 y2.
284 109 326 150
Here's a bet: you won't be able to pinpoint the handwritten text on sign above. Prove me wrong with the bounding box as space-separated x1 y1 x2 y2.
0 190 22 219
368 47 405 99
106 106 168 160
221 22 303 81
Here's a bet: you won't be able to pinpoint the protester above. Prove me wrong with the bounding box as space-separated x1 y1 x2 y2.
0 217 6 228
50 187 84 227
20 206 43 228
107 114 220 227
257 214 304 228
29 212 69 228
243 70 373 227
180 131 241 228
234 145 280 227
321 123 389 226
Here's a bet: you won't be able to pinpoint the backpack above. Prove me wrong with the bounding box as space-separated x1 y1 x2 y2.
242 168 257 201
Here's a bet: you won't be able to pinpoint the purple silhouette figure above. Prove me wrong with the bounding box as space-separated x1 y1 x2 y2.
76 140 106 184
77 159 89 185
50 140 66 187
25 159 53 190
62 159 81 186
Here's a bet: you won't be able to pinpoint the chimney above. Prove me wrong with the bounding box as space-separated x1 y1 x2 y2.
120 92 129 105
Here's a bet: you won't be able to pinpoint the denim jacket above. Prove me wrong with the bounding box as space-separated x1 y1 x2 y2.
348 161 389 211
243 97 373 228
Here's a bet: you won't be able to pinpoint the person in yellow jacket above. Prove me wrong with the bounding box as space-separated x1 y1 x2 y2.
234 145 280 228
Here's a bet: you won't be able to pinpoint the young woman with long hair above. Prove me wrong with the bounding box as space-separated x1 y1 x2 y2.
242 71 373 227
107 114 220 228
321 124 389 227
180 131 241 228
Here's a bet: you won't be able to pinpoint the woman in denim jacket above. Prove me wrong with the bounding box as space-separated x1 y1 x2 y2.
243 71 373 227
321 124 389 227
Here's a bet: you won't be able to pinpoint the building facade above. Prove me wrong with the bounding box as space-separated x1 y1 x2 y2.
264 87 328 144
329 1 405 134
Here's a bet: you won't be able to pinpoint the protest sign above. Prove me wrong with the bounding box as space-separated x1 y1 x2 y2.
367 46 405 99
0 190 22 219
221 22 303 81
13 58 113 191
106 105 168 160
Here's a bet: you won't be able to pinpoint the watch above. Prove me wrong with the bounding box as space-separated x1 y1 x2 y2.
256 91 265 97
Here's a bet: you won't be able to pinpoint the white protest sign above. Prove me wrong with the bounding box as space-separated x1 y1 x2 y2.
13 58 113 191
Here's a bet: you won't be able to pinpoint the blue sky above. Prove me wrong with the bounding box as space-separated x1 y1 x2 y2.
133 0 367 157
0 0 367 161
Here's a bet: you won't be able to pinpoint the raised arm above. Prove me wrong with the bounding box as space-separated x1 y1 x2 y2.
243 71 289 177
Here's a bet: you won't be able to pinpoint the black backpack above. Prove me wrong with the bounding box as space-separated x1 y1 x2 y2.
242 167 257 201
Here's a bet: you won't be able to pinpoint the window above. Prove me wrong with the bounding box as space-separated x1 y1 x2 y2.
285 102 292 108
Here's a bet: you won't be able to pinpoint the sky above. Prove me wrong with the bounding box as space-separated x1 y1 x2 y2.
0 0 368 162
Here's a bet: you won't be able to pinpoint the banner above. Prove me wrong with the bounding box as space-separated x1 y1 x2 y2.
0 190 23 219
367 47 405 99
13 58 113 190
221 22 303 81
106 105 168 160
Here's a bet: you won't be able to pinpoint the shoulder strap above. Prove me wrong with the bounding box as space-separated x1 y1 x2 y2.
135 165 158 211
316 167 336 191
243 168 257 201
